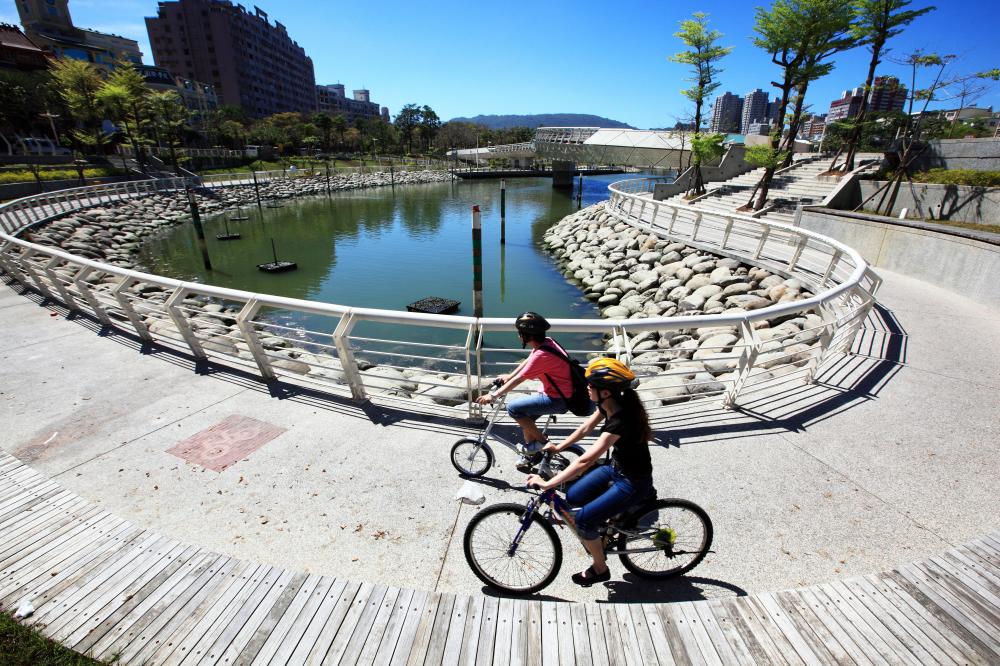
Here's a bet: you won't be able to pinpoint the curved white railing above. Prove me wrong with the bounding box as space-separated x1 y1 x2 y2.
0 172 880 420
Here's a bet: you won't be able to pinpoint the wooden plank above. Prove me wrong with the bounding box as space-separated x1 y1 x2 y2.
67 543 202 653
721 596 795 666
568 602 593 666
607 603 643 666
474 595 500 666
639 602 679 666
966 539 1000 568
400 591 444 666
291 579 363 665
897 562 1000 650
753 592 830 665
88 551 219 660
797 587 880 666
655 602 697 666
377 589 429 666
525 600 543 666
774 590 857 666
704 600 766 666
554 603 576 666
948 547 1000 591
457 594 485 666
540 602 560 666
692 600 754 665
584 602 611 666
509 599 531 666
327 586 396 664
848 576 961 666
260 575 341 666
0 489 70 526
492 596 516 666
422 594 465 664
672 601 723 666
0 501 97 564
355 587 405 666
925 556 1000 616
186 566 291 665
880 572 996 666
245 573 327 666
812 583 904 665
440 593 472 666
229 572 308 666
140 560 259 666
367 587 416 666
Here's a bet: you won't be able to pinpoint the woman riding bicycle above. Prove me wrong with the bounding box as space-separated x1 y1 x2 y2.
525 357 653 586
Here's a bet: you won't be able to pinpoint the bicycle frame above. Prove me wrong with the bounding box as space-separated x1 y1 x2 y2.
475 393 557 454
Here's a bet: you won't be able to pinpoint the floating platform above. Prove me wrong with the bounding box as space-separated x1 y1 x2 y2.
407 297 460 314
216 233 241 241
257 261 298 273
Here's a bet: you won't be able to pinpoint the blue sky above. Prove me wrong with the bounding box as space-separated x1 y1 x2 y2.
5 0 997 127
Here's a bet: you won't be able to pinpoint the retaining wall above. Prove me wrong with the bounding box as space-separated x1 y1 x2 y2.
906 137 1000 171
855 180 1000 224
799 207 1000 309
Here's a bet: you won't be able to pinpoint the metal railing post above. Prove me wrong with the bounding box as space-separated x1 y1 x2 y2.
164 286 206 359
15 248 55 299
721 217 734 250
235 298 275 381
787 236 807 271
42 256 80 311
821 250 843 286
73 267 112 325
332 312 367 402
809 301 843 379
723 319 762 408
111 277 152 341
464 323 481 419
753 226 771 260
691 212 702 242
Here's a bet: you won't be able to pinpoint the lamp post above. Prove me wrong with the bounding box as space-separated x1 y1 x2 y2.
40 110 60 144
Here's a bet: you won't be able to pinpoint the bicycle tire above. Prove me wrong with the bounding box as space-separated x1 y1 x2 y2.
463 503 562 595
451 438 494 477
616 498 713 579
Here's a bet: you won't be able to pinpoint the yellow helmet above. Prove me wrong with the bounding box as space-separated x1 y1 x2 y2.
585 357 636 390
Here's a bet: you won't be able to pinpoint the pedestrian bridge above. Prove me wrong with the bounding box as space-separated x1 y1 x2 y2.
448 127 693 170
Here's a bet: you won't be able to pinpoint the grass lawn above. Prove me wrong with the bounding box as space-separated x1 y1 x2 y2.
0 611 109 665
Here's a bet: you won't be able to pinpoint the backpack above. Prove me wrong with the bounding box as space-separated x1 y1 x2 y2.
539 342 595 417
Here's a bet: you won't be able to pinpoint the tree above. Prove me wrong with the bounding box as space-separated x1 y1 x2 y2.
331 114 347 149
669 12 732 194
50 58 107 152
394 104 422 154
0 69 57 149
148 91 190 172
311 112 334 151
419 105 441 152
839 0 935 172
98 61 153 172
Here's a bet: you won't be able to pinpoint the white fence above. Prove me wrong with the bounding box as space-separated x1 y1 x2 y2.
0 172 880 420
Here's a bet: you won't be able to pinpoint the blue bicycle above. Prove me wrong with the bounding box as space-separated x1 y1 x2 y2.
462 454 714 594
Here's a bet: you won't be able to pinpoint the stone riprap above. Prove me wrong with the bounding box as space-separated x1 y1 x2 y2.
542 203 826 406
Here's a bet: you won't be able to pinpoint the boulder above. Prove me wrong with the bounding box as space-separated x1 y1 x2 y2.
361 366 418 392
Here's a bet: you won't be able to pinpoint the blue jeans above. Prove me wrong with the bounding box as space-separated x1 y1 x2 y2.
567 465 654 540
507 393 566 421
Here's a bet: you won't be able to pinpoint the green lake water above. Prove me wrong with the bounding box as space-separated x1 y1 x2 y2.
137 173 658 366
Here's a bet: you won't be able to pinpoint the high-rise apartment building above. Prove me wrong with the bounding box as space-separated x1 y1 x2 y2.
709 92 743 133
17 0 142 72
315 84 385 123
827 76 906 122
741 88 771 135
145 0 315 118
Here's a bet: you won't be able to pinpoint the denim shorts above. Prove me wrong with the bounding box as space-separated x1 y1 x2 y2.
507 393 566 420
567 465 654 540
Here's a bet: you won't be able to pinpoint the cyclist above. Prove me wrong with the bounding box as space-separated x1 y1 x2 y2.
475 312 573 471
525 357 653 586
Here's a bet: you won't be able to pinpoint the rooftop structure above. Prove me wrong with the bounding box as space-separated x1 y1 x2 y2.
145 0 316 118
315 83 384 123
0 22 49 70
16 0 142 72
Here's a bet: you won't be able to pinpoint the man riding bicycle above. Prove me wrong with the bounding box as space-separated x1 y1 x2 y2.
475 312 577 471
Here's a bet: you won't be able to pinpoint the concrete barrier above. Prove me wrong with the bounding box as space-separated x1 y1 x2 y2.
799 207 1000 309
856 180 1000 223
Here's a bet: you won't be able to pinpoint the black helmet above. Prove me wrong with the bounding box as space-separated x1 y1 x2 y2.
514 311 551 336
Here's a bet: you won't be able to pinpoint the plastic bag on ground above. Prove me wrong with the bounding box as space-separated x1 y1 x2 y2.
454 479 486 505
14 600 34 619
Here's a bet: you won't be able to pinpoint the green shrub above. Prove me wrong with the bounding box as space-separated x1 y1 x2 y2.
909 168 1000 188
0 168 120 185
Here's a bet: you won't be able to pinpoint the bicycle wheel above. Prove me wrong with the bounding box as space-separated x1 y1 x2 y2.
451 438 493 477
616 498 713 579
463 503 562 594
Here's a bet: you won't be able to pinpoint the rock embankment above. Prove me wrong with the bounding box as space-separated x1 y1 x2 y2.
542 203 826 405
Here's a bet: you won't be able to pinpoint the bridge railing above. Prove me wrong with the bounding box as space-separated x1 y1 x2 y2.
0 174 878 420
534 127 600 144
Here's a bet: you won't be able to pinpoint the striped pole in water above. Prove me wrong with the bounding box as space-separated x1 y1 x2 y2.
471 205 483 318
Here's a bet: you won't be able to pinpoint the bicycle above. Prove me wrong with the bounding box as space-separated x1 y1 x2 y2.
462 454 713 594
450 381 585 479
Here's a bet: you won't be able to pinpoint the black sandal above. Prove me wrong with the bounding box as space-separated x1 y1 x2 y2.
571 566 611 586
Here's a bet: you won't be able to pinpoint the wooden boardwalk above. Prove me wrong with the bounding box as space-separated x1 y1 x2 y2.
1 451 998 665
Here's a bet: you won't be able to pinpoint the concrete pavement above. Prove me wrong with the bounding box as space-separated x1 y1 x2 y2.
1 268 997 603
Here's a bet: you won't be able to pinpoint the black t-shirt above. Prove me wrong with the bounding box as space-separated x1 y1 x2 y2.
600 407 652 479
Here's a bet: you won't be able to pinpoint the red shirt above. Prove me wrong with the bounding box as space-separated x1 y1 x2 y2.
518 338 573 398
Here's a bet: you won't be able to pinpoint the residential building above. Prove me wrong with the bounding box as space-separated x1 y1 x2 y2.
16 0 142 72
381 107 390 123
940 106 992 122
145 0 316 118
741 88 771 135
315 84 384 123
0 22 50 70
746 122 771 136
798 114 827 141
828 76 906 122
709 92 743 134
137 64 218 115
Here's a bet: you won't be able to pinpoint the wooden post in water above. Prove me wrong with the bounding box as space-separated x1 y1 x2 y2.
471 205 483 318
251 171 263 211
577 173 583 208
390 164 395 190
186 188 212 271
325 161 332 198
500 179 506 244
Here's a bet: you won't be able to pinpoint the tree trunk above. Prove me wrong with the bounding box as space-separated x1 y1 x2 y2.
753 80 793 210
754 167 774 211
843 37 885 172
781 80 810 169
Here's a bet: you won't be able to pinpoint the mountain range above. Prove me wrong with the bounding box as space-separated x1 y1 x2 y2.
449 114 635 129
